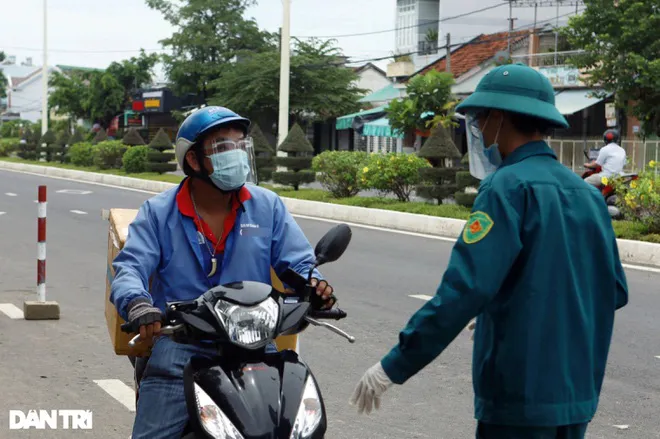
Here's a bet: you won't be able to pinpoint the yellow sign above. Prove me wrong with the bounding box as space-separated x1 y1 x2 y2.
144 99 161 108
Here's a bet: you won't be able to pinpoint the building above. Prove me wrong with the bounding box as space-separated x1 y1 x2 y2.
352 63 391 97
395 0 442 71
1 58 101 123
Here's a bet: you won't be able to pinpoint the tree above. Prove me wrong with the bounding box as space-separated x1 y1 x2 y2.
146 0 275 102
250 123 275 183
147 128 177 174
209 38 365 121
386 70 457 136
49 52 158 129
454 153 480 207
272 124 315 190
0 51 7 99
563 0 660 135
416 125 462 204
122 127 146 146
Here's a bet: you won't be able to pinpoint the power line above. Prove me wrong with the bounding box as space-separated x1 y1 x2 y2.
293 3 508 39
343 8 582 66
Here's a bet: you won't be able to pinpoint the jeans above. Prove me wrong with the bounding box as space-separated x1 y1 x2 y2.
476 422 589 439
131 336 278 439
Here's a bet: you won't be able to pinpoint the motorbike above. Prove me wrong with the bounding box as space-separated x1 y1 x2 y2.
122 223 355 439
582 148 638 219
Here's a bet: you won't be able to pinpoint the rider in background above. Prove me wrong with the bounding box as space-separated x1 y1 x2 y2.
584 129 626 187
110 106 336 439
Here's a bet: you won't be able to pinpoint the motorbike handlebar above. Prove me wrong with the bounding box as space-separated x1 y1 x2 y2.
309 308 347 320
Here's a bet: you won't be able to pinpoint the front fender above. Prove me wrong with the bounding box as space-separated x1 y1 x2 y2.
184 351 327 439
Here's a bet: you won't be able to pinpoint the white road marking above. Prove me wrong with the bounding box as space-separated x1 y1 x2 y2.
93 379 136 412
5 192 17 196
655 356 660 359
1 168 660 275
33 200 38 203
409 294 434 301
0 212 6 216
0 303 25 319
70 210 88 215
613 425 629 430
56 189 92 195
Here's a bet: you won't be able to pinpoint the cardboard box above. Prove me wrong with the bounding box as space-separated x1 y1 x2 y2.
105 208 299 356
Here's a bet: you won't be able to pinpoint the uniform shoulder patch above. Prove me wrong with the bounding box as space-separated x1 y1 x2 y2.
462 211 494 244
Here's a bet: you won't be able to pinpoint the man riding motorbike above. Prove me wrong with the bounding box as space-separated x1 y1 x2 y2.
110 106 336 438
584 129 626 188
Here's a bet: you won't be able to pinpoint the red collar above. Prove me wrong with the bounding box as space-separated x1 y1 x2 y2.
176 178 252 219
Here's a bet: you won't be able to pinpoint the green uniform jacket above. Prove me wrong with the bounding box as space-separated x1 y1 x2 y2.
381 141 628 427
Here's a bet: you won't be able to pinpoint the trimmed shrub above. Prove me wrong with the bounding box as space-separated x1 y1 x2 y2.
312 151 369 198
39 130 58 162
0 138 20 157
17 128 39 160
416 126 462 204
55 131 71 163
68 142 96 167
92 128 108 144
146 128 177 173
251 123 275 183
455 153 480 207
122 127 146 146
94 140 126 169
272 124 315 190
123 145 150 173
361 153 431 202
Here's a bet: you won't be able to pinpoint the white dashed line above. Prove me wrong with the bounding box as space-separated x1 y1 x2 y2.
93 379 136 412
70 210 88 215
5 192 17 197
0 212 6 216
655 356 660 359
409 294 434 301
0 303 25 319
57 189 92 195
613 425 629 430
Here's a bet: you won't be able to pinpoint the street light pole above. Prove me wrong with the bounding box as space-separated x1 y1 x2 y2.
41 0 48 136
277 0 291 153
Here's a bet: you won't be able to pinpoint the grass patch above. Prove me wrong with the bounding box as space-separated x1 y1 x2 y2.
0 156 184 184
2 156 659 243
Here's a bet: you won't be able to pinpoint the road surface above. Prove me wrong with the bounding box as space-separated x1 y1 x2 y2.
0 169 658 438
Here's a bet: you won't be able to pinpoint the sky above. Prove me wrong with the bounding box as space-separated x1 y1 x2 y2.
1 0 582 78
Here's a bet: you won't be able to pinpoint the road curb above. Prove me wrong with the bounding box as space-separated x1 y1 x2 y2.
2 160 659 268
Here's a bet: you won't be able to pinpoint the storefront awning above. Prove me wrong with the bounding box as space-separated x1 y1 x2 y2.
362 118 404 139
358 84 403 104
336 105 388 130
554 89 610 115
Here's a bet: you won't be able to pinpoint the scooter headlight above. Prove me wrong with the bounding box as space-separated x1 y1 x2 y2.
214 298 279 349
289 376 324 439
194 383 244 439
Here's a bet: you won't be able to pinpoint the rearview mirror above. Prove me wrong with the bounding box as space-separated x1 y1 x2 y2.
314 224 352 266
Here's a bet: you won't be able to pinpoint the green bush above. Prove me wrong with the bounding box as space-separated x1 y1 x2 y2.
273 124 315 190
68 142 96 167
416 126 462 204
251 123 275 183
146 128 177 174
312 151 369 198
92 128 108 144
0 138 20 157
94 140 126 170
361 153 431 201
18 128 39 160
454 153 480 208
122 145 150 173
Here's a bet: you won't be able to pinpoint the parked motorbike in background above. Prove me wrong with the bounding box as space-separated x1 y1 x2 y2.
123 223 355 439
582 148 638 219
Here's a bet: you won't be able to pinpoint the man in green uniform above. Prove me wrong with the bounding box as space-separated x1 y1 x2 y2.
349 63 629 438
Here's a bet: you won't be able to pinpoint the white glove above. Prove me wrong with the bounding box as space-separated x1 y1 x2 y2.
349 361 393 414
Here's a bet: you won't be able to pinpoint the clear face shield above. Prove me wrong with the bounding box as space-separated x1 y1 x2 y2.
202 136 258 186
465 113 501 180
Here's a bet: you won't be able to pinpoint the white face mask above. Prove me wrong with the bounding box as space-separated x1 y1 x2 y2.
465 112 504 180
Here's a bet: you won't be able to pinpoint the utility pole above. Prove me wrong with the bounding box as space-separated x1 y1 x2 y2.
445 33 451 73
41 0 48 136
507 1 518 55
554 0 560 65
277 0 291 155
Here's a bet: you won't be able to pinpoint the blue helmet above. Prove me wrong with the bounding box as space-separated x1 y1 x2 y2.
175 106 251 169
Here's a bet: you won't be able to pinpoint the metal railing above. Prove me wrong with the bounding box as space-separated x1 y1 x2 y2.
546 138 660 174
510 50 586 67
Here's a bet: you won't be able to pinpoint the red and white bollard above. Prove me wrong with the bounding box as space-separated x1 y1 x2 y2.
37 185 47 302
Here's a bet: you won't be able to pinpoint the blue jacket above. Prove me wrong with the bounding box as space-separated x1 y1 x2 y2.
381 141 628 427
110 182 321 321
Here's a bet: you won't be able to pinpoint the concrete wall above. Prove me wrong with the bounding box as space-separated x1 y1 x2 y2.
355 68 391 96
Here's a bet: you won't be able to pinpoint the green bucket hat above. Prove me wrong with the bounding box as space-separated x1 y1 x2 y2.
455 63 569 129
